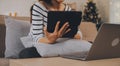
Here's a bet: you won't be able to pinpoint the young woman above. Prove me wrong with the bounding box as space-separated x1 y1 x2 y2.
19 0 82 58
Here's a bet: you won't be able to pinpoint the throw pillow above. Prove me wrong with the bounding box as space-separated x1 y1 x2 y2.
34 39 92 57
4 16 30 58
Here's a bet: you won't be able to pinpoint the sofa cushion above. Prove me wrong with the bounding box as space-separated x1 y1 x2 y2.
21 37 92 57
4 16 30 58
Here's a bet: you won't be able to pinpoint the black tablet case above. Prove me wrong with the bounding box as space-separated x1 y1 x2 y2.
47 11 82 38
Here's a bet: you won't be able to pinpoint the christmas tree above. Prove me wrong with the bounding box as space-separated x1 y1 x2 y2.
83 0 101 25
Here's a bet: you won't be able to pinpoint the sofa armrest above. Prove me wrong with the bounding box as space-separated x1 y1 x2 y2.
0 24 6 58
80 22 97 42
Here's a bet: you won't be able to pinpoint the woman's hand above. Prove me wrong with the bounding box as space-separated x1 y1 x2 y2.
74 33 81 39
39 21 71 44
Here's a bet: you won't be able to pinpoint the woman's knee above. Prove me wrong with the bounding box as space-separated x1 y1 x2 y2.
19 47 41 58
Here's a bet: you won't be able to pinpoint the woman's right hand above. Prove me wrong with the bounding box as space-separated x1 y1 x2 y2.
39 21 71 44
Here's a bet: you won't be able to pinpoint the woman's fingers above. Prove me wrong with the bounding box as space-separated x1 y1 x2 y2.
59 22 69 34
60 28 71 37
64 28 71 34
54 21 60 33
53 21 71 38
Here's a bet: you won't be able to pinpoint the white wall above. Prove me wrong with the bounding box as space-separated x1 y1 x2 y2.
0 0 110 22
64 0 87 11
0 0 37 17
110 0 120 23
0 0 87 16
66 0 110 22
95 0 110 22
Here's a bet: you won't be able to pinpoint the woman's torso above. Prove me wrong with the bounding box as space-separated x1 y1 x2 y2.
29 2 71 42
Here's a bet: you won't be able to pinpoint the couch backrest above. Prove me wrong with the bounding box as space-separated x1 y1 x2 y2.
0 15 5 24
0 15 30 24
0 24 6 57
80 22 97 42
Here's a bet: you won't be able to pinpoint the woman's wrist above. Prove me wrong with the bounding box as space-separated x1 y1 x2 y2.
47 37 58 44
38 37 57 44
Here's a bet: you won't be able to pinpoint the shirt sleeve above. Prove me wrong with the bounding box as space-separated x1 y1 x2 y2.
65 4 72 11
29 4 44 42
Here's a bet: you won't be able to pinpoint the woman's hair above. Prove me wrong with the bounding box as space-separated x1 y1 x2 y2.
38 0 52 5
30 5 34 23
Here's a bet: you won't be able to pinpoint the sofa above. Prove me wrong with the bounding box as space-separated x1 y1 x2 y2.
0 15 97 58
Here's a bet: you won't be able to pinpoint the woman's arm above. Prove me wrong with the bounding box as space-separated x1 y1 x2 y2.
29 4 45 42
38 37 54 44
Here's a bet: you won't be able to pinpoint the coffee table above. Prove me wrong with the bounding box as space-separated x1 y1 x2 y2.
9 57 120 66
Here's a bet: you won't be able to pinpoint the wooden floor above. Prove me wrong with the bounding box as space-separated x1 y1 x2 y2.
0 58 9 66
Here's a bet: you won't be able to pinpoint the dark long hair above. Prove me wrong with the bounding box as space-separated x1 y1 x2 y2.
30 5 34 23
38 0 52 5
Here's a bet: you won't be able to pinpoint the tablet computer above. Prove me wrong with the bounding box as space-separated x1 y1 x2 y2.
47 11 82 38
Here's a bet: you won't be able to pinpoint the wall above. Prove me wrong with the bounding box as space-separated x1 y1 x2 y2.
0 0 37 17
0 0 109 22
95 0 110 22
0 0 87 16
65 0 110 22
110 0 120 23
64 0 87 11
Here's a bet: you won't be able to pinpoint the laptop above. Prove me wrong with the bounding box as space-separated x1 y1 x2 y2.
62 23 120 60
47 11 82 38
